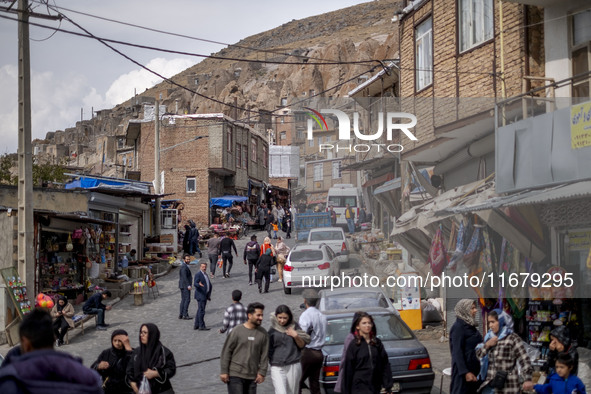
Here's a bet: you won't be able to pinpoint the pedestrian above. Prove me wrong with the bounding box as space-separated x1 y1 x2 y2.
244 235 261 285
298 289 327 394
82 290 112 331
341 312 393 394
358 207 367 224
266 208 274 238
344 203 355 234
0 309 103 393
285 212 292 239
476 309 534 393
220 235 238 278
127 323 176 394
543 325 579 376
328 206 337 227
449 299 482 394
274 236 290 283
272 221 279 239
193 262 213 331
219 290 248 335
220 302 269 394
277 205 285 224
182 224 191 255
189 220 203 258
207 233 222 279
534 353 586 394
333 312 362 393
260 236 275 257
178 254 193 320
255 248 274 294
269 305 310 394
91 329 134 394
272 205 279 223
258 206 266 232
50 295 74 347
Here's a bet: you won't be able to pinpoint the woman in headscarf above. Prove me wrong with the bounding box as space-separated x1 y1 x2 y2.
449 299 482 394
182 224 191 255
260 236 276 257
476 309 533 393
127 323 176 394
334 311 362 393
50 295 74 347
91 329 134 393
543 325 579 376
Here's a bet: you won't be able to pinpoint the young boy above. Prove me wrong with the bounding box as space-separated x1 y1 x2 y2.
272 221 279 239
534 353 586 394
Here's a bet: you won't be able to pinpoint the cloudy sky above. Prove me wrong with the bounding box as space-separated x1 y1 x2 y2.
0 0 370 153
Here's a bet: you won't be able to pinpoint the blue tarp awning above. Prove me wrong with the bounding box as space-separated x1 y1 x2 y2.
209 195 248 208
65 177 131 189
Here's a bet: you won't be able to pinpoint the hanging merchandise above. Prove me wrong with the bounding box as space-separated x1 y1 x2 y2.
448 220 466 270
463 225 483 269
66 234 74 252
427 227 448 276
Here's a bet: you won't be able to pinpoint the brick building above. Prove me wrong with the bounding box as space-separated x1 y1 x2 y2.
126 113 268 226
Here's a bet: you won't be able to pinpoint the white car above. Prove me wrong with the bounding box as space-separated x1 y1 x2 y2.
307 227 350 264
283 244 340 295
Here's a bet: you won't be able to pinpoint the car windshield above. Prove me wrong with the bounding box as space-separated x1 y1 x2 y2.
328 196 357 207
309 231 343 242
324 293 390 310
325 314 413 345
290 250 323 262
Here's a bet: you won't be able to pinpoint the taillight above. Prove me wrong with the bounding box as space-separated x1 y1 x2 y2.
408 358 431 370
341 242 347 252
286 281 292 286
318 262 330 270
284 264 293 272
323 365 339 377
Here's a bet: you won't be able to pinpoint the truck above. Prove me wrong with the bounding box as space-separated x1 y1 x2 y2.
294 212 332 242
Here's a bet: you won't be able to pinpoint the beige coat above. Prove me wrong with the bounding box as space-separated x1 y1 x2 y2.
50 302 75 328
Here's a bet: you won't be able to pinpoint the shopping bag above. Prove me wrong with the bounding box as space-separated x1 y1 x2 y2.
217 257 223 268
138 375 151 394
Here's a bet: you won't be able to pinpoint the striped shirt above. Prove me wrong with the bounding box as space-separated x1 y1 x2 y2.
220 302 248 334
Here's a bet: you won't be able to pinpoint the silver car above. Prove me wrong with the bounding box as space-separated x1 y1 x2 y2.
282 244 340 295
318 287 398 313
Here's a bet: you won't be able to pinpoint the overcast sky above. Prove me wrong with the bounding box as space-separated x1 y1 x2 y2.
0 0 370 154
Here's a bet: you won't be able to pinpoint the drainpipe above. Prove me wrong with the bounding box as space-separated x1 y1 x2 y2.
499 0 507 101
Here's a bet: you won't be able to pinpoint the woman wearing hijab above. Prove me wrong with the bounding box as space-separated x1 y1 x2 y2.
260 236 275 257
127 323 176 394
476 309 534 393
543 325 579 376
50 295 74 346
182 224 191 255
449 299 482 394
334 311 362 393
91 329 134 393
342 312 393 394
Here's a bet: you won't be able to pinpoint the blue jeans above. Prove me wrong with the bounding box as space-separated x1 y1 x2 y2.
227 376 256 394
85 307 105 325
209 254 218 275
194 299 207 329
346 218 355 234
179 288 190 317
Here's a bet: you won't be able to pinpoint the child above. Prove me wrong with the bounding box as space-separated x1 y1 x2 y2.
272 220 279 239
534 353 586 394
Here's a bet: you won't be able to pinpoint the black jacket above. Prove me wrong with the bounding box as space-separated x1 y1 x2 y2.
220 237 237 255
449 318 483 394
179 262 192 289
243 241 261 260
343 338 392 394
127 345 176 394
83 293 106 313
91 348 133 394
255 254 275 271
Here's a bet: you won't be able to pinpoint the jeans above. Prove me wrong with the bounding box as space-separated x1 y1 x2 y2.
209 254 218 275
179 288 191 317
299 348 323 394
52 317 69 342
190 242 202 256
227 376 257 394
271 363 301 394
85 307 105 325
194 299 207 329
222 252 233 275
346 218 355 234
247 259 258 283
481 385 494 394
256 267 270 292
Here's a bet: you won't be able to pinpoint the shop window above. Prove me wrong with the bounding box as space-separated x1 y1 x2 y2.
186 177 196 193
314 163 323 181
459 0 493 52
572 9 591 98
416 17 433 91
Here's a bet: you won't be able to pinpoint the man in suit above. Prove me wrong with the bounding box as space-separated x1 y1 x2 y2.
179 254 192 320
194 262 212 330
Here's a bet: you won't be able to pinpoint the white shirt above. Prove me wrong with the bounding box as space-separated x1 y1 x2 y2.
299 306 327 350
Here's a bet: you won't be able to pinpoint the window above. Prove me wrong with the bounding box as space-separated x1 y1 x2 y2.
459 0 493 52
280 131 287 140
186 177 196 193
242 145 248 169
416 17 433 91
309 138 314 147
236 146 241 168
313 163 323 181
227 127 232 152
281 97 287 106
263 146 268 168
572 9 591 98
251 138 257 161
332 161 342 179
317 137 322 146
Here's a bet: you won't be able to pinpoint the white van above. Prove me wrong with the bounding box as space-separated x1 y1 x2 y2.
326 184 363 227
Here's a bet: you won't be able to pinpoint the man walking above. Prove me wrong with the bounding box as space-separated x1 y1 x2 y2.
189 220 203 258
298 289 327 394
178 254 192 320
193 262 212 331
344 203 355 234
207 233 222 279
219 235 238 278
243 235 260 285
83 290 112 330
220 302 269 394
219 290 247 335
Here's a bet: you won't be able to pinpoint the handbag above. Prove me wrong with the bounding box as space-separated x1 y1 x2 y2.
138 375 152 394
489 370 508 389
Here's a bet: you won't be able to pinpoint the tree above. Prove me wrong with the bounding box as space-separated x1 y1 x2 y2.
32 159 68 186
0 154 16 185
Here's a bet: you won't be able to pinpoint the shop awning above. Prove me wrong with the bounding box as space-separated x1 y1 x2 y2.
374 178 402 195
209 195 248 208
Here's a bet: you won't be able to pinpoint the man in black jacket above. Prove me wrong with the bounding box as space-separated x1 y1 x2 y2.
243 235 260 285
219 235 238 278
83 290 112 330
178 254 193 320
255 248 274 294
189 220 202 258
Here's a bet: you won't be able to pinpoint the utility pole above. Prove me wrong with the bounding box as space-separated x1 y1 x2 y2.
154 101 161 235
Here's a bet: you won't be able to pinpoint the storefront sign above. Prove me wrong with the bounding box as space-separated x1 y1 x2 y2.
571 101 591 149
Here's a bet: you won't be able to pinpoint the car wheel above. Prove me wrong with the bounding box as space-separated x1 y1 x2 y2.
283 285 291 295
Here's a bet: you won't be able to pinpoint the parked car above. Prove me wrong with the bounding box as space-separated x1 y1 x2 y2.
307 227 349 264
283 243 340 295
321 308 434 393
318 287 398 313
